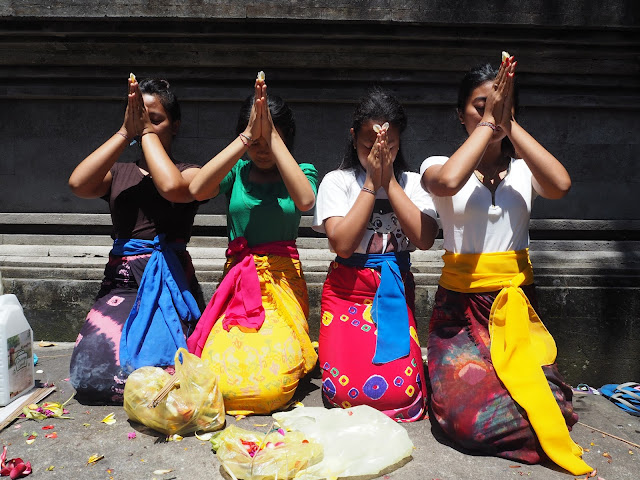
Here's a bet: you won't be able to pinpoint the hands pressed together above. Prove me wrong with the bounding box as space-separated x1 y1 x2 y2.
483 55 517 132
119 77 154 141
364 124 394 193
241 77 277 147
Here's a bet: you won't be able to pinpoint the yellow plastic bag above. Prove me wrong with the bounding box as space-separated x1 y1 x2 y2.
211 425 323 480
123 348 225 435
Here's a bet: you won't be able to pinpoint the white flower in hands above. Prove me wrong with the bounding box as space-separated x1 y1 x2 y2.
257 71 266 81
129 72 136 82
372 122 389 134
501 51 510 63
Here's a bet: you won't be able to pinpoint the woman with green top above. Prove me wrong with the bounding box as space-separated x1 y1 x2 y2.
187 73 317 415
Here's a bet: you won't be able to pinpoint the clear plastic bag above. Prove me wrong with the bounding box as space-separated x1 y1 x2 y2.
273 405 414 479
212 424 323 480
123 348 225 436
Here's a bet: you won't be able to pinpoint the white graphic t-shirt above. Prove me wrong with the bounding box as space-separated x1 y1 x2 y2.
312 168 437 254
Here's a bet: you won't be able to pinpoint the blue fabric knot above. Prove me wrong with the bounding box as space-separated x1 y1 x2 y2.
112 234 201 372
336 251 411 364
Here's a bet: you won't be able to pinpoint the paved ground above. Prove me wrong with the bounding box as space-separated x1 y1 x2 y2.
0 344 638 480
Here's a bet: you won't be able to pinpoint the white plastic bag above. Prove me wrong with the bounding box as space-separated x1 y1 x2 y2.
273 405 414 479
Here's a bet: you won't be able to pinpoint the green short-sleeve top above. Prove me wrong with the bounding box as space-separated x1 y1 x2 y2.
219 159 318 246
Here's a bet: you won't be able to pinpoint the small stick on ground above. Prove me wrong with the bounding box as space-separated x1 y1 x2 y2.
578 421 640 449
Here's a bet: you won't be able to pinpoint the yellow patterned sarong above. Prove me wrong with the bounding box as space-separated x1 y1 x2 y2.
440 249 592 476
201 254 317 415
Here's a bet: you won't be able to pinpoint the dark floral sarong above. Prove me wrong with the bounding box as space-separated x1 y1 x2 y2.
427 284 578 464
69 251 203 404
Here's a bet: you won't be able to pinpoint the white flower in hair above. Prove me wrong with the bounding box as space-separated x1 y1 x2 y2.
373 122 390 133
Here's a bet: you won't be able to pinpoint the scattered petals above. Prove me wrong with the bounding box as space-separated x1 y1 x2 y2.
38 341 55 347
194 431 214 441
234 415 246 421
25 434 37 445
127 432 136 440
277 428 285 436
629 449 634 455
86 455 104 465
153 469 173 475
101 413 116 425
41 425 54 430
509 465 521 468
45 433 57 439
46 466 54 471
166 434 182 442
63 378 70 382
82 423 90 427
293 401 304 408
13 426 21 430
1 446 32 478
253 424 268 427
35 370 43 374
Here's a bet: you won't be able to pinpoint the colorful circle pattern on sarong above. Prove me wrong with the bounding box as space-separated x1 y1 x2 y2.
319 264 427 422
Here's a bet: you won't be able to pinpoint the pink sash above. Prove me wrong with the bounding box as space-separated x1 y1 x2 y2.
186 237 299 357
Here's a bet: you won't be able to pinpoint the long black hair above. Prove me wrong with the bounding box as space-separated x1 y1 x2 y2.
138 78 181 123
339 87 409 180
457 63 519 158
235 94 296 151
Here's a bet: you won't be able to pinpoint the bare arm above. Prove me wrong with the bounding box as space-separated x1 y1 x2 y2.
130 82 197 203
261 82 316 211
68 78 136 198
189 80 263 201
324 138 384 258
423 59 516 196
504 120 571 199
378 129 438 250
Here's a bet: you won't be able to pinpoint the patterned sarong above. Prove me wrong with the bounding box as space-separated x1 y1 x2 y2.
69 251 202 404
195 245 316 415
319 261 426 422
428 284 579 464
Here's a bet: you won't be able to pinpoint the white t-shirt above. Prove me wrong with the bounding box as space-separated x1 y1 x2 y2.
420 156 537 254
312 168 437 254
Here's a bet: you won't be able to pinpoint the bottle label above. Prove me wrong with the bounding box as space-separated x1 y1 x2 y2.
7 329 32 399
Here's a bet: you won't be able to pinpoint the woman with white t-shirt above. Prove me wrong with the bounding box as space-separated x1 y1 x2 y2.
421 58 593 475
313 88 439 422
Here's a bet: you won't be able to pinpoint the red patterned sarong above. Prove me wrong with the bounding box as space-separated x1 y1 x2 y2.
428 285 579 463
319 261 426 422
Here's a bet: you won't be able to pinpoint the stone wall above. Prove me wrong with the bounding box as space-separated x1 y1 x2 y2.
0 1 638 219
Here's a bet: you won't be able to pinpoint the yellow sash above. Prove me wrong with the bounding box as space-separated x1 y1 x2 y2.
440 249 592 475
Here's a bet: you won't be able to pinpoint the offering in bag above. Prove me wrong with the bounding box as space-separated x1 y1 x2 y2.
124 348 225 436
273 405 414 480
211 424 323 480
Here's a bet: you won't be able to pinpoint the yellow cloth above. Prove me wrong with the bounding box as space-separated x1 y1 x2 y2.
201 254 317 415
440 249 592 476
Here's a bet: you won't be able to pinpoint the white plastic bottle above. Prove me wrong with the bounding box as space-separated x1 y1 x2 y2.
0 294 35 406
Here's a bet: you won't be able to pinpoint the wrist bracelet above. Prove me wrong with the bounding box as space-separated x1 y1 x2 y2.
115 131 129 141
477 121 497 131
140 131 158 139
238 134 249 147
361 187 376 195
239 133 253 143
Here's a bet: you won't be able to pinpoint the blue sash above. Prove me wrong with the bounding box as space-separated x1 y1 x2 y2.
336 251 411 364
113 234 201 372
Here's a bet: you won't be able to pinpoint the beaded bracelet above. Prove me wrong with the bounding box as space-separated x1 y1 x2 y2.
115 131 129 141
238 134 249 147
477 121 497 131
239 133 253 144
361 187 376 195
